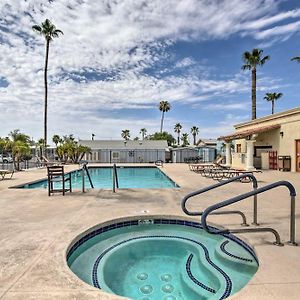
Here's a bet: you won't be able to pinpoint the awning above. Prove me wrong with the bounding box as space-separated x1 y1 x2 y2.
218 124 281 141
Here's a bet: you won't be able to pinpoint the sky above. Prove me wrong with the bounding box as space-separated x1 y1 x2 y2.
0 0 300 144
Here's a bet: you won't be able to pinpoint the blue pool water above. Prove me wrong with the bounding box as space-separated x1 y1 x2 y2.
67 218 258 300
20 167 179 189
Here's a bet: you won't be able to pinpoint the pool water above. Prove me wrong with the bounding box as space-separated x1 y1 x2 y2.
67 218 258 300
21 167 179 189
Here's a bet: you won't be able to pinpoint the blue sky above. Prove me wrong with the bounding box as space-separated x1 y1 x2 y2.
0 0 300 143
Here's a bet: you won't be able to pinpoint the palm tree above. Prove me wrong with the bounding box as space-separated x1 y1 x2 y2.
32 19 63 152
264 92 283 114
190 126 199 145
52 134 61 147
174 123 182 145
181 133 189 146
242 48 270 120
291 56 300 63
121 129 130 140
159 101 171 133
140 128 147 140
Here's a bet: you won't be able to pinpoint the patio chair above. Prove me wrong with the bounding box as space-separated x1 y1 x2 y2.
47 165 72 196
0 169 14 180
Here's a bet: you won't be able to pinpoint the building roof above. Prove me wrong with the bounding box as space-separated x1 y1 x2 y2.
79 140 168 150
218 124 281 141
197 138 217 145
234 106 300 129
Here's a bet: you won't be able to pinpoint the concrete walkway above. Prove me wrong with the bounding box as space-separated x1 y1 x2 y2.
0 164 299 299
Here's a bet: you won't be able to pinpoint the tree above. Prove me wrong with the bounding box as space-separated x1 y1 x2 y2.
181 133 189 147
32 19 63 152
264 92 283 115
52 134 61 147
140 128 147 140
121 129 130 140
291 56 300 63
159 101 171 132
149 131 176 146
174 123 182 145
190 126 199 145
242 48 270 120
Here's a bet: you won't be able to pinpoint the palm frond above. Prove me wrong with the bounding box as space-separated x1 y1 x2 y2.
291 56 300 62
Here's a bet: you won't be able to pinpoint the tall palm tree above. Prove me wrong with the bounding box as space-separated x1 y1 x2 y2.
291 56 300 62
242 48 270 120
174 123 182 145
264 92 283 115
32 19 63 152
190 126 199 145
121 129 130 140
181 133 189 146
140 128 147 140
159 101 171 133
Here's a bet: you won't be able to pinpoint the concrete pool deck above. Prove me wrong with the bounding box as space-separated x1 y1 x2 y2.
0 164 299 299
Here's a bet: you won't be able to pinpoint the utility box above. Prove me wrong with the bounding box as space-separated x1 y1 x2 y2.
278 155 291 171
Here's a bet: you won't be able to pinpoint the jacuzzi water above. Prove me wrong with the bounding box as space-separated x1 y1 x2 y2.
19 167 179 189
67 218 258 300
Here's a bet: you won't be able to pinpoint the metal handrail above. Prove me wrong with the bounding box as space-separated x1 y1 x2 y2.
201 180 297 246
112 163 119 193
79 161 94 192
181 173 259 226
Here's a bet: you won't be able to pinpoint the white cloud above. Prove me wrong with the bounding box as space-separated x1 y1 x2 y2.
0 0 299 140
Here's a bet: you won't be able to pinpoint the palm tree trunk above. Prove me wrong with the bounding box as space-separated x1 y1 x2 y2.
160 111 164 133
272 100 274 114
193 134 196 145
177 133 180 145
44 39 50 156
251 68 256 120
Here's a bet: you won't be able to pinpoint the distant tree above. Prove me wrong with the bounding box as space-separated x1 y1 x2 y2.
242 48 270 120
174 123 182 145
133 137 139 141
291 56 300 63
149 131 176 146
140 128 147 140
121 129 130 140
91 133 95 140
32 19 63 151
264 92 283 114
52 134 61 147
159 101 171 133
190 126 199 145
181 133 189 147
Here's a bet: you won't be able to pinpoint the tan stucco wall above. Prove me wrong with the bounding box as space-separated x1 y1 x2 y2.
231 109 300 172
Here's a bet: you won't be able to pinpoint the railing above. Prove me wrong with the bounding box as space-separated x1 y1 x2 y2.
80 161 94 192
201 180 297 246
181 173 259 226
112 163 119 193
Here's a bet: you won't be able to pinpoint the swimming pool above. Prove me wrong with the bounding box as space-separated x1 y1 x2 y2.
19 167 179 189
67 217 258 300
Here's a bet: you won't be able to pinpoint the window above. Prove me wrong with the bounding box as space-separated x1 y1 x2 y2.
112 151 120 159
236 144 242 153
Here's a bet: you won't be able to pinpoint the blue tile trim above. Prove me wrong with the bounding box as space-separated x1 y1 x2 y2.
91 235 232 299
186 253 216 294
67 218 258 267
220 240 253 263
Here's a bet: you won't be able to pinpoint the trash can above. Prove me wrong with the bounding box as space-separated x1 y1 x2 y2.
278 155 291 171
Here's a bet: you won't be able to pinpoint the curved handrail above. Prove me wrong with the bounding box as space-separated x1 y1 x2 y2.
181 173 258 215
201 180 297 245
112 163 119 192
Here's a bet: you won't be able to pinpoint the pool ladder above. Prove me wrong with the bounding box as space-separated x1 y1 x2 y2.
80 161 94 192
181 174 297 246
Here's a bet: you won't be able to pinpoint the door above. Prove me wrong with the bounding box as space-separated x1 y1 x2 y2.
296 140 300 172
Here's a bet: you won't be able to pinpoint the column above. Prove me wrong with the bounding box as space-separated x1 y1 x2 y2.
225 142 232 166
246 140 255 171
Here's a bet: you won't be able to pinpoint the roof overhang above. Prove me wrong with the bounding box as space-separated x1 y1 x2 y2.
218 124 281 141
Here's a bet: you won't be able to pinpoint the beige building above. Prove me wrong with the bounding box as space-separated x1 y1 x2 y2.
219 106 300 172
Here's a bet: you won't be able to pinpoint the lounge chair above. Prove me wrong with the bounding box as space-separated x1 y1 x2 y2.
0 169 14 180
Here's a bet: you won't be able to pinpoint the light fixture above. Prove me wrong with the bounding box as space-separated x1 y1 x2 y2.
280 131 284 137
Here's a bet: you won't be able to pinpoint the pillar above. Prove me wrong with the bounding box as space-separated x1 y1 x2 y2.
246 140 256 171
225 142 232 166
